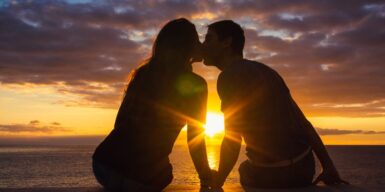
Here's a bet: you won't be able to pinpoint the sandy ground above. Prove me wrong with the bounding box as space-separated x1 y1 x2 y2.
1 184 384 192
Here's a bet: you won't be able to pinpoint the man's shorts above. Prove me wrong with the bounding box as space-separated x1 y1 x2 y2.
239 152 315 188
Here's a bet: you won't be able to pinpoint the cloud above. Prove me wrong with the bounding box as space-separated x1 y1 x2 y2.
316 127 385 135
0 135 104 146
0 120 72 133
0 0 210 108
237 2 385 117
0 0 384 116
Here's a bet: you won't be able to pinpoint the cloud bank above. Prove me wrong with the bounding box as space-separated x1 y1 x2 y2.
0 0 384 116
316 127 385 135
0 120 71 133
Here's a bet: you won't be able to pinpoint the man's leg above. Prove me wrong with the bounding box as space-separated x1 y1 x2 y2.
239 160 255 187
238 160 282 188
288 152 316 187
238 160 292 188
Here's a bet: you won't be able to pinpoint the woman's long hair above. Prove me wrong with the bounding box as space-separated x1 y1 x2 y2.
117 18 199 121
149 18 198 72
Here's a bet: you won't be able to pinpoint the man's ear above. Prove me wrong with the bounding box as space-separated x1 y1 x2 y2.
222 37 232 48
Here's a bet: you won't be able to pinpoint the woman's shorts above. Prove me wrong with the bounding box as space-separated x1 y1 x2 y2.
92 159 172 192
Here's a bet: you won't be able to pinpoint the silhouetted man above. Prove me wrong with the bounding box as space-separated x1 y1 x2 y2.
202 20 347 189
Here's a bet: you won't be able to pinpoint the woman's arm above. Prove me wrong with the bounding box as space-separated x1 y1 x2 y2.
186 78 212 187
187 123 211 187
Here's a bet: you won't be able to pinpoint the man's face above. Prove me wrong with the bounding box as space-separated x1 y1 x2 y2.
202 29 224 67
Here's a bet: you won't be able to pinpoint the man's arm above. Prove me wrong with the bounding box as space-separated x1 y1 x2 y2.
214 118 242 188
301 119 348 185
212 65 246 188
292 99 348 185
302 119 334 170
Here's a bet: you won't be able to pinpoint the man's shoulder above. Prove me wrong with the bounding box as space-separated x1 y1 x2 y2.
224 59 272 72
245 59 275 72
219 59 274 80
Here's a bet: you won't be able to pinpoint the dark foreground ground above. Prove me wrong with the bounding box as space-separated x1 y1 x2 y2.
1 184 384 192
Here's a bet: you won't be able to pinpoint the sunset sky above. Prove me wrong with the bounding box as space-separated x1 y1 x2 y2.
0 0 384 145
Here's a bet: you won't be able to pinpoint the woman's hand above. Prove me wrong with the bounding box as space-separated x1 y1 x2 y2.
313 166 349 185
208 170 226 189
200 169 216 188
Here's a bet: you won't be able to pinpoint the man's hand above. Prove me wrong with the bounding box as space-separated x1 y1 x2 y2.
313 166 349 185
208 170 226 189
200 169 217 188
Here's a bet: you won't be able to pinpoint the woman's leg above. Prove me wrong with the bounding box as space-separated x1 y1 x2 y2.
93 159 171 192
92 159 111 188
142 163 173 191
93 159 127 191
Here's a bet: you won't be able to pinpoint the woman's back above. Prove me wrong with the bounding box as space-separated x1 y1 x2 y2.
92 64 206 183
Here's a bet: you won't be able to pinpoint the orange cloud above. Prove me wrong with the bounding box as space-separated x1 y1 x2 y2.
0 120 71 133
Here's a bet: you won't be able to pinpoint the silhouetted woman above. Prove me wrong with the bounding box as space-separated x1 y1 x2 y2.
92 18 211 191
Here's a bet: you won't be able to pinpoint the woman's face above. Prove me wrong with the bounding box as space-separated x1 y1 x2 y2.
191 31 203 63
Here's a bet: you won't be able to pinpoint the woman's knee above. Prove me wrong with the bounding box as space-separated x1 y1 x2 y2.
92 159 109 188
92 160 124 191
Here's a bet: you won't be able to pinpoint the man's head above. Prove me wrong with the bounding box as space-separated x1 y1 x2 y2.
202 20 245 68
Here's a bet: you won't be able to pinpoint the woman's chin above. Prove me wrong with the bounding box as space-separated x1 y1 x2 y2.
203 59 214 66
190 57 203 64
194 57 203 62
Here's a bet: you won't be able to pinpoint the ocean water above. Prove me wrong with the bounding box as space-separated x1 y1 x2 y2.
0 145 384 188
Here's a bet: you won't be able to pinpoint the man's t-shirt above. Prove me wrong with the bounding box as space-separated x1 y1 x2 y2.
217 59 309 163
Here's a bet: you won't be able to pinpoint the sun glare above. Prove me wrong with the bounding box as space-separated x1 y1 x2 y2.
204 112 224 137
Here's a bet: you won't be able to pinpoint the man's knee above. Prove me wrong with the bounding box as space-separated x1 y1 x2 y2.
238 161 252 187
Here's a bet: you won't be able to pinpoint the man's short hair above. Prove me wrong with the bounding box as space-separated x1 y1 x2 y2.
208 20 245 56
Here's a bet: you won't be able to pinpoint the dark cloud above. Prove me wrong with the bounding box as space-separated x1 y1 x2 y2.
1 0 201 28
0 0 208 108
0 8 141 83
0 0 146 107
0 120 72 133
316 127 385 135
238 2 385 116
0 0 384 116
29 120 40 125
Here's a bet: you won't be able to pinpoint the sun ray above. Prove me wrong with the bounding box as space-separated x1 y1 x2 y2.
204 112 224 137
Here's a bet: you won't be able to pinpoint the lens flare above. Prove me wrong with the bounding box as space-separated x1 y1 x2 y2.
204 112 224 137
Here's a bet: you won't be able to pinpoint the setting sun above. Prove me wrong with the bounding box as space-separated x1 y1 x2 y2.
204 112 224 137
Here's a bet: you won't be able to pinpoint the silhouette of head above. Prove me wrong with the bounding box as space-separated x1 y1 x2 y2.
150 18 201 71
203 20 245 67
124 18 201 98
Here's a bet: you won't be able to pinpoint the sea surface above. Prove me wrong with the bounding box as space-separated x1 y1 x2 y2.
0 145 384 188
